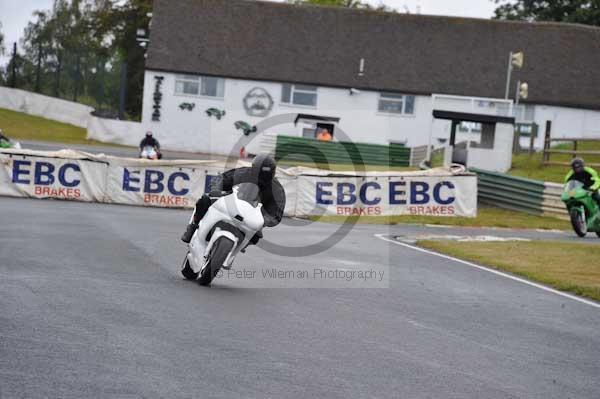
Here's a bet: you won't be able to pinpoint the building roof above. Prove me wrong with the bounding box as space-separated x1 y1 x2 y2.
147 0 600 110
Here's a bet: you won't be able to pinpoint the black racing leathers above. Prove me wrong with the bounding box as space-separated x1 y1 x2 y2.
139 137 160 150
192 167 286 227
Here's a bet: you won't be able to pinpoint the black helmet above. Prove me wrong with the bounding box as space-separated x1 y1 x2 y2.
571 158 584 173
252 154 276 186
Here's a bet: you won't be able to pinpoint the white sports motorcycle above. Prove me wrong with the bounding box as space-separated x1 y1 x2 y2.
181 183 265 286
140 145 158 160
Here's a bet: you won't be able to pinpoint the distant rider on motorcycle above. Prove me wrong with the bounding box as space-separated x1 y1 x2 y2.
181 154 286 244
565 158 600 206
139 131 162 159
0 129 10 147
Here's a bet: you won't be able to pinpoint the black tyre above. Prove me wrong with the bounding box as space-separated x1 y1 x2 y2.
197 237 234 286
181 252 198 280
595 231 600 238
569 208 587 237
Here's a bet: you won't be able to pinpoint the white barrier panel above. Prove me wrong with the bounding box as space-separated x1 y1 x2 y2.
0 87 93 128
0 149 477 217
0 152 107 202
294 175 477 217
87 116 143 147
106 164 212 208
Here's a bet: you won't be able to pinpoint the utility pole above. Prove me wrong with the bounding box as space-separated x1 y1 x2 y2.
35 39 42 92
505 51 524 99
118 61 127 119
504 52 513 99
10 42 17 88
54 50 62 97
73 54 81 102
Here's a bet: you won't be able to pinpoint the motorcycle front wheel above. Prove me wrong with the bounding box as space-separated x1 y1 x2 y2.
197 237 234 286
181 252 199 280
569 208 587 237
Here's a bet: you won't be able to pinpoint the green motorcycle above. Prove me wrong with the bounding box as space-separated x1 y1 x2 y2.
0 131 21 149
561 180 600 237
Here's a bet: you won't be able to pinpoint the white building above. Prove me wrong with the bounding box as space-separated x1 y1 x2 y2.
140 0 600 156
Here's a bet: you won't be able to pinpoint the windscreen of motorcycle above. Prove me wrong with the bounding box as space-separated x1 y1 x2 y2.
236 183 260 207
565 180 584 191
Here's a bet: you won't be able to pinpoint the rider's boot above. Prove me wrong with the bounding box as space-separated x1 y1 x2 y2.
241 231 262 253
181 223 199 243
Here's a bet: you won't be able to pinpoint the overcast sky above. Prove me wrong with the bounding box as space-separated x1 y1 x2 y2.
0 0 497 63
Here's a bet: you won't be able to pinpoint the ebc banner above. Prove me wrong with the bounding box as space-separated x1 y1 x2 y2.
105 165 217 208
0 153 107 202
295 175 477 217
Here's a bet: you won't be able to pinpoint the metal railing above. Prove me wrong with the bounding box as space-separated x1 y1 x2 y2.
470 168 568 219
275 135 411 167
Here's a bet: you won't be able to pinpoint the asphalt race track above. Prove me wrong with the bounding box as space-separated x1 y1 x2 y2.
1 197 599 398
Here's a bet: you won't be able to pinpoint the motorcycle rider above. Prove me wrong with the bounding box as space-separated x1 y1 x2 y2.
0 129 8 142
565 158 600 206
181 154 286 244
139 131 162 159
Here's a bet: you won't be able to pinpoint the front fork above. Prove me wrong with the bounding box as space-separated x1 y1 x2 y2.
201 228 241 272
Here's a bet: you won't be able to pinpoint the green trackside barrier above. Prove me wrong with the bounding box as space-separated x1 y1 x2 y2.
275 135 411 167
470 167 546 215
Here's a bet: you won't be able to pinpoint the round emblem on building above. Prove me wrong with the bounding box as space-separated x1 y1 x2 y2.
243 87 274 117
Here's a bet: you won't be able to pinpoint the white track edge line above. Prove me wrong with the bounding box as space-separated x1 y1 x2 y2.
374 233 600 309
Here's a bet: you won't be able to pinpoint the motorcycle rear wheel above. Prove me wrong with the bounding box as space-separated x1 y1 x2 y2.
181 252 198 280
197 237 234 286
569 208 587 237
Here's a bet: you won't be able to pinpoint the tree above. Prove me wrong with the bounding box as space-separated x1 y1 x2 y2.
22 11 53 92
493 0 600 26
287 0 395 12
0 21 5 56
16 0 146 117
107 0 152 118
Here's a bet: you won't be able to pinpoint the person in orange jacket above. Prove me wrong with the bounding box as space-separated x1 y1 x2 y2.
316 128 332 142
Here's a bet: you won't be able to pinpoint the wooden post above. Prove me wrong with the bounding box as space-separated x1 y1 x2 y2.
543 121 552 164
528 123 537 156
512 125 521 154
573 140 578 159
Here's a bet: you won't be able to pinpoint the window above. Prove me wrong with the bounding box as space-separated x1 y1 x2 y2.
175 74 224 97
514 104 535 122
458 121 482 133
281 84 318 107
378 93 415 115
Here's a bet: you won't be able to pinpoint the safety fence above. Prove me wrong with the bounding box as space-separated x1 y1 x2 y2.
275 136 411 167
471 167 567 219
409 145 429 167
542 136 600 167
0 148 478 218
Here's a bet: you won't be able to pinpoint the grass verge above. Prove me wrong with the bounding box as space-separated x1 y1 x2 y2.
509 141 600 183
0 107 123 146
309 206 570 230
418 240 600 302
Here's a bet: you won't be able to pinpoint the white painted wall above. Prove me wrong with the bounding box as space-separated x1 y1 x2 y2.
140 71 600 156
467 123 514 172
530 105 600 147
140 71 434 156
